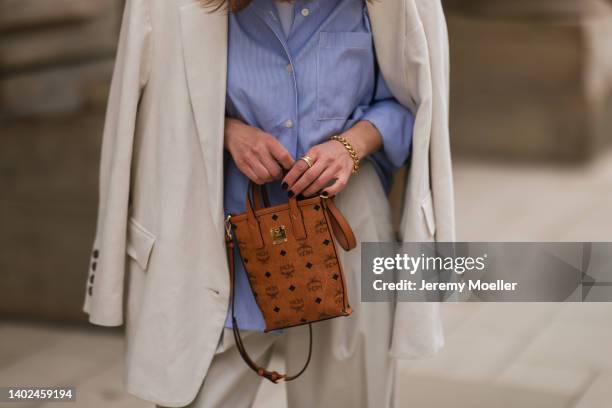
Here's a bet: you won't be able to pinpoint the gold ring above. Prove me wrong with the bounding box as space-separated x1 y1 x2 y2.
300 156 314 168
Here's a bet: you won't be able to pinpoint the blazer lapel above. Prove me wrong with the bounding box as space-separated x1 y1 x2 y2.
178 2 228 232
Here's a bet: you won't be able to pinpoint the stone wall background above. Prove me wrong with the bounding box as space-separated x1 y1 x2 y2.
1 0 121 117
1 0 612 322
445 0 612 162
1 0 122 321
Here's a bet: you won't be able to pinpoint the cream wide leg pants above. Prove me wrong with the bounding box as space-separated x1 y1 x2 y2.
157 161 399 408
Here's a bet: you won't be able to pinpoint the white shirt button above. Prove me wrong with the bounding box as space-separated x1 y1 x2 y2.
286 64 293 73
301 8 310 17
284 119 294 129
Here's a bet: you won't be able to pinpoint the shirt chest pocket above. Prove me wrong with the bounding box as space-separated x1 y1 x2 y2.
317 31 375 120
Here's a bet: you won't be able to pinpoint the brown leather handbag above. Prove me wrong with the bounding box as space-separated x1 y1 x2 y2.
224 181 356 383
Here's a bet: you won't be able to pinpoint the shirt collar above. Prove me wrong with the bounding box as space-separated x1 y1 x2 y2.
242 0 338 58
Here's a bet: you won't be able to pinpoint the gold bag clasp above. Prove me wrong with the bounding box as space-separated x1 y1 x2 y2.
270 225 287 245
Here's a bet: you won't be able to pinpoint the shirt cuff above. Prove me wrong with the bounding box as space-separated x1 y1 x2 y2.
360 100 414 169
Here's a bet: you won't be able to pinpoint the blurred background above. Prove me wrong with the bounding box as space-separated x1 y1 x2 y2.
1 0 612 407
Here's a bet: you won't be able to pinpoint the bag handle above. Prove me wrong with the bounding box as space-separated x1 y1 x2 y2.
250 183 271 209
322 196 356 251
245 181 355 251
225 235 312 383
245 181 307 246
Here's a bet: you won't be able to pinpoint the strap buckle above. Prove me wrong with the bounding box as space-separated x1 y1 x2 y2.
258 368 286 384
224 214 233 240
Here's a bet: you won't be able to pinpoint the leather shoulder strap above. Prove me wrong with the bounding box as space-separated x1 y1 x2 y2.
225 234 312 383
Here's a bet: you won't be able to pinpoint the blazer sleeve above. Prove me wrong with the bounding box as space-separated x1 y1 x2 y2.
388 0 453 361
416 0 455 242
82 0 152 326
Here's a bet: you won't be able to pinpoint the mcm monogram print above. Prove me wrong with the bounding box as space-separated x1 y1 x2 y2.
297 241 313 256
265 285 280 299
255 248 270 263
324 254 338 268
274 319 290 327
334 289 344 305
314 219 328 234
280 263 295 279
289 298 305 313
229 194 353 332
237 239 247 250
307 277 323 292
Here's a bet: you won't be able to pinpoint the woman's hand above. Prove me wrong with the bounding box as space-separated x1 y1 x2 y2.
282 120 383 197
224 118 295 184
282 140 353 198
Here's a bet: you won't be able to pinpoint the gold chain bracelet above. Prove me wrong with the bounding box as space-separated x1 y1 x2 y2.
330 135 360 174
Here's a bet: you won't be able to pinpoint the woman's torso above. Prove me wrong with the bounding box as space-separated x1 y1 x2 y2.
224 0 378 214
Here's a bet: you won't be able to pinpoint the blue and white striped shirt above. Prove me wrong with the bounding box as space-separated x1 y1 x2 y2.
224 0 414 331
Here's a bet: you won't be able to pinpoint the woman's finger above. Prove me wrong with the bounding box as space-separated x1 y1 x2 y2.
282 158 310 191
322 173 349 197
301 166 337 197
248 159 273 184
237 160 263 185
256 148 284 180
267 138 295 170
290 160 326 196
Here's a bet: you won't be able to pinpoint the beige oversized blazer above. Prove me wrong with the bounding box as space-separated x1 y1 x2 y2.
82 0 455 405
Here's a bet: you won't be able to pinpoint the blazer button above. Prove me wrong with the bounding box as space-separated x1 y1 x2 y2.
93 249 99 259
91 262 97 271
88 286 93 296
89 274 95 284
